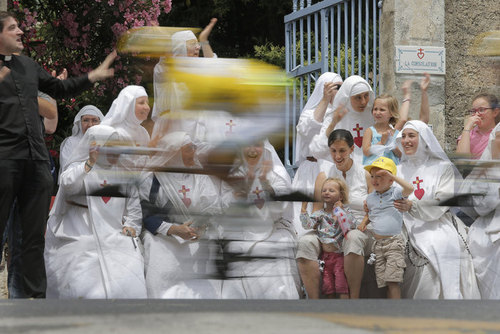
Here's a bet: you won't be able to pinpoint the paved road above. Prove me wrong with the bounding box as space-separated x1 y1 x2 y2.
1 299 500 333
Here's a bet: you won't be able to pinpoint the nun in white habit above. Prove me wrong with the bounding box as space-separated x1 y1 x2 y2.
396 120 479 299
101 85 151 147
151 30 194 123
150 27 232 167
468 122 500 299
101 85 150 146
100 85 151 172
152 18 217 118
44 125 147 299
220 140 300 299
292 72 342 236
152 27 217 127
309 75 374 165
59 105 104 174
139 132 223 298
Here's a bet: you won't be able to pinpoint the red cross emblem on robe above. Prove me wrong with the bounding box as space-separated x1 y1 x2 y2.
100 180 111 204
179 185 191 207
253 186 265 209
413 176 425 200
353 123 363 148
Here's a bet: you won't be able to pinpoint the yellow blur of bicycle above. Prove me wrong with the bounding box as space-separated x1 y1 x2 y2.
167 57 290 112
117 26 201 57
117 27 291 113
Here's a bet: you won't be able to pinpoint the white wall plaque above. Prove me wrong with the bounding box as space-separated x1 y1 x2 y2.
395 46 446 75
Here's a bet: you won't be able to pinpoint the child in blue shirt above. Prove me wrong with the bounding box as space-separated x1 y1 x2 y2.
358 156 413 299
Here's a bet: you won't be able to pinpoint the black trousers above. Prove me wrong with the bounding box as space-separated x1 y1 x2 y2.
0 159 53 298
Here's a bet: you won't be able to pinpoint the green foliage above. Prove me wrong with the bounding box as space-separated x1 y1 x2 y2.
253 43 286 68
159 0 292 58
329 44 371 81
252 35 373 78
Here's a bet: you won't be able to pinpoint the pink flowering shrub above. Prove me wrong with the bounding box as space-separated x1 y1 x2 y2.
10 0 171 96
9 0 172 162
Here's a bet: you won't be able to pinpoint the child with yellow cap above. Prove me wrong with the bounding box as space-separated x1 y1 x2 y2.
358 156 413 299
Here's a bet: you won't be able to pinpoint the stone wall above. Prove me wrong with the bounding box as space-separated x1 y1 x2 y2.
444 0 500 151
381 0 500 152
380 0 446 145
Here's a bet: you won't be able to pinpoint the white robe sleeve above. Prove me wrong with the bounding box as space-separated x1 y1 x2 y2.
60 162 87 196
152 62 167 120
308 111 333 161
59 138 72 173
296 109 322 140
409 163 454 222
193 141 215 166
138 172 153 201
269 171 290 197
220 181 237 211
346 197 365 220
122 184 143 235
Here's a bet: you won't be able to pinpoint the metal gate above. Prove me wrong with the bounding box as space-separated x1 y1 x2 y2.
284 0 381 175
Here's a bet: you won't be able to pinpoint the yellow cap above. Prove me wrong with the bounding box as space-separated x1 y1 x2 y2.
364 156 397 175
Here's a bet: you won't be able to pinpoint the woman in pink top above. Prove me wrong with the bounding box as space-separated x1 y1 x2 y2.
456 93 499 159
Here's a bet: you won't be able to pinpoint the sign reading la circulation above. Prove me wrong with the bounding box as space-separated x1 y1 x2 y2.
395 46 446 75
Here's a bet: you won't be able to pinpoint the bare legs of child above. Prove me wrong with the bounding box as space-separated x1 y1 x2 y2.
387 282 401 299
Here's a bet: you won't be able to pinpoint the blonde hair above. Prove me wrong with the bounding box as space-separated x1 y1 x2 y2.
374 94 399 126
322 177 349 204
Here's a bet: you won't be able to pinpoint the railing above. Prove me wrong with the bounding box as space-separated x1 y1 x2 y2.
284 0 381 176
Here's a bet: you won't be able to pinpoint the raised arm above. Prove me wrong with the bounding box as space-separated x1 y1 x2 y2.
309 104 347 161
325 105 348 138
395 80 412 131
419 73 430 124
88 50 117 83
38 51 116 99
313 82 336 122
199 18 217 58
391 173 414 197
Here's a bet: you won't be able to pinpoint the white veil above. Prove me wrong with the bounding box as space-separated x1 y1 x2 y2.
295 72 342 164
302 72 343 112
309 75 374 161
151 30 197 122
59 105 104 173
48 125 119 232
396 120 451 165
102 85 150 147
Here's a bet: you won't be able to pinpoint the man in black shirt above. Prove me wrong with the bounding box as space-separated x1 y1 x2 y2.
0 11 116 298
